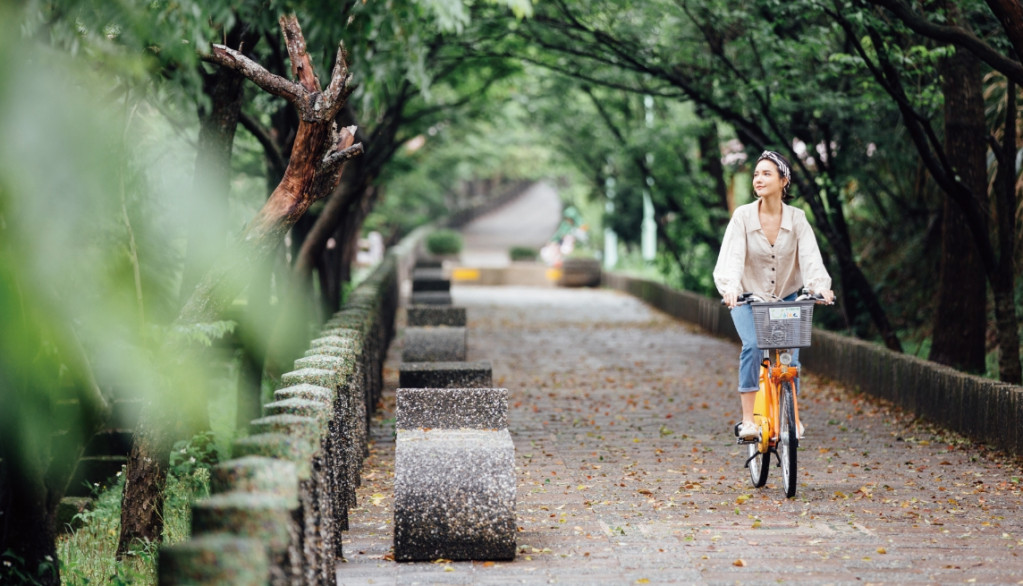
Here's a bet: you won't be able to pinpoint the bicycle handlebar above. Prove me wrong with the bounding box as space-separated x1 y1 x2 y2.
721 288 835 306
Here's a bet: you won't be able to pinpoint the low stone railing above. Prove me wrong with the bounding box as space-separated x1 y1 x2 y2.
158 251 402 585
602 272 1023 458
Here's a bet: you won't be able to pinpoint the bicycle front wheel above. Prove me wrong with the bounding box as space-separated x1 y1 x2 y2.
747 442 769 488
779 381 799 498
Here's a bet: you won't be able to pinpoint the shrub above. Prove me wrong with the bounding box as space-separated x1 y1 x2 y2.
509 246 538 261
425 229 463 255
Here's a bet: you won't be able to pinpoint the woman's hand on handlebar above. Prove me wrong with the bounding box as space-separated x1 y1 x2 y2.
723 291 739 309
801 288 835 304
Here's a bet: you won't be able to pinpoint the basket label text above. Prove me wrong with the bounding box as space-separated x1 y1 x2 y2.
769 307 801 321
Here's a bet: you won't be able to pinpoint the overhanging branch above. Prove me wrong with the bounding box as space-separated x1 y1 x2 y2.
868 0 1023 85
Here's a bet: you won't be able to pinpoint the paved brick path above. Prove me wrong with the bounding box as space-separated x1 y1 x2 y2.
341 285 1023 585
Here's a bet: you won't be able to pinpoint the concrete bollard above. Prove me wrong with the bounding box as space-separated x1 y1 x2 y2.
323 310 383 423
399 360 492 389
411 267 450 292
259 395 349 541
393 429 517 561
396 388 507 431
307 334 361 354
270 384 349 533
273 383 332 406
410 290 453 305
280 367 362 480
209 456 298 506
393 387 516 561
406 305 467 327
401 327 466 362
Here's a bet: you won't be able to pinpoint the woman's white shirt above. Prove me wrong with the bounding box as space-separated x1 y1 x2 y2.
713 200 832 299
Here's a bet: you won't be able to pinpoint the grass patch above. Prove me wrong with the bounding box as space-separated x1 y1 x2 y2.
57 438 213 585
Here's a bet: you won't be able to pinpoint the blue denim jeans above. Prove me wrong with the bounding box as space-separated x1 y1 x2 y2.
730 293 800 393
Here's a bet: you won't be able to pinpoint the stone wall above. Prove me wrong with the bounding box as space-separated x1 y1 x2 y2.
602 272 1023 457
159 248 405 585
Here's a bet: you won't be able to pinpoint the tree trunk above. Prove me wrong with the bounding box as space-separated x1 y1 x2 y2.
179 27 259 305
697 119 729 243
322 223 344 315
262 163 368 380
116 423 170 555
929 36 988 373
335 183 380 293
985 0 1023 60
991 79 1022 383
180 14 360 324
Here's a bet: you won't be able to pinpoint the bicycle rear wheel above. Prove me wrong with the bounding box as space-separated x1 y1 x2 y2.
747 442 769 488
779 381 799 498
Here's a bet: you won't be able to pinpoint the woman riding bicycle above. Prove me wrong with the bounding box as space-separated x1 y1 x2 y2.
713 150 834 441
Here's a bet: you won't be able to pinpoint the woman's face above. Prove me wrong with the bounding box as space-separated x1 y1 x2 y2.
752 159 787 199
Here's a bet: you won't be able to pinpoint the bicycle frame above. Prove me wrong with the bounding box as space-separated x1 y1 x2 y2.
750 348 801 457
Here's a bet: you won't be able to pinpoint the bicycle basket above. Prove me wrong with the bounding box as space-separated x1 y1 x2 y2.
750 300 816 349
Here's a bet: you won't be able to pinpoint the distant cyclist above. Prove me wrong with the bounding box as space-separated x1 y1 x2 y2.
713 150 834 441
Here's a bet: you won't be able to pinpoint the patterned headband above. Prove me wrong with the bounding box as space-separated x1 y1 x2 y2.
758 151 791 181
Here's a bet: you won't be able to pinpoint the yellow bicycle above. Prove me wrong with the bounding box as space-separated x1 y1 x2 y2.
733 290 830 498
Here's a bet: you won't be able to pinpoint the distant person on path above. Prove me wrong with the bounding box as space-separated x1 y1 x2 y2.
713 150 834 441
541 206 587 266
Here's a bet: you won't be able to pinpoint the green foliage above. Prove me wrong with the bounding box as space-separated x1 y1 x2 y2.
169 431 220 486
0 2 248 572
425 229 464 255
57 458 209 584
170 321 237 348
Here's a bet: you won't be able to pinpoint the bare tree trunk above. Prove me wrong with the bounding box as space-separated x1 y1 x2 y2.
180 14 360 324
929 31 988 373
262 157 368 380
